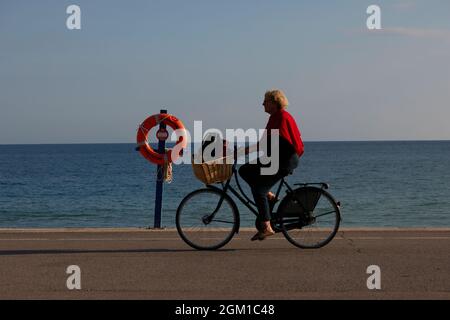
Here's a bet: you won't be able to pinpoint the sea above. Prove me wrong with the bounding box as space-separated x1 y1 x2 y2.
0 141 449 228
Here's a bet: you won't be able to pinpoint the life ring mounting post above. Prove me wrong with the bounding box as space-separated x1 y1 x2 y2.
153 109 167 229
136 109 187 228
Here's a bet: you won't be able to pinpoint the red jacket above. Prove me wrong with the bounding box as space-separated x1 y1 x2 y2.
265 109 304 157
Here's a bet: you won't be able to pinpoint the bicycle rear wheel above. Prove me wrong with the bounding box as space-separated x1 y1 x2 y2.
278 186 340 249
176 188 238 250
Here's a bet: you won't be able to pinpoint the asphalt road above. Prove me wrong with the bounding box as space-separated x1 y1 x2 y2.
0 228 449 299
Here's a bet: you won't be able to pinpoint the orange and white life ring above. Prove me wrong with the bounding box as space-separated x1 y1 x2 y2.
136 113 187 165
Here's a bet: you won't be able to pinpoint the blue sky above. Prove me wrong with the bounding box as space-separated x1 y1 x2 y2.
1 0 449 143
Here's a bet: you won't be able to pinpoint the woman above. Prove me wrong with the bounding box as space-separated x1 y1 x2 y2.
239 89 304 241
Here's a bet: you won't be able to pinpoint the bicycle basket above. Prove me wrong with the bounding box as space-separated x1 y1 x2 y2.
191 155 233 184
282 187 322 217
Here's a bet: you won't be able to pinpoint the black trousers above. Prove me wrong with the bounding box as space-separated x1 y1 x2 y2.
238 154 299 221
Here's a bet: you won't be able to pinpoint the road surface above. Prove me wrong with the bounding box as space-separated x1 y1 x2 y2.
0 228 449 299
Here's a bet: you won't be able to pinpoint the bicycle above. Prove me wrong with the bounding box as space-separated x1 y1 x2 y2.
176 152 342 250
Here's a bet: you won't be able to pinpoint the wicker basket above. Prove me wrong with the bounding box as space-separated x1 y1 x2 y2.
191 155 233 185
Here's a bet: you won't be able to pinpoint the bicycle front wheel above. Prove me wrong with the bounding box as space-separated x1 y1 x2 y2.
176 188 238 250
278 187 341 249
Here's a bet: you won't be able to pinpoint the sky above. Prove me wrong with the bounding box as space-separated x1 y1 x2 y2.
1 0 449 144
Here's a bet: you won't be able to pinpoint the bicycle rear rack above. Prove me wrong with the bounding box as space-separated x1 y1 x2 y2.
293 182 330 189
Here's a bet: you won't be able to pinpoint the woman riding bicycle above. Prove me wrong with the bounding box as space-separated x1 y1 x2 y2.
239 89 304 241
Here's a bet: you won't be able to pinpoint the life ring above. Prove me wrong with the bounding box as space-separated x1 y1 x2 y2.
136 113 187 165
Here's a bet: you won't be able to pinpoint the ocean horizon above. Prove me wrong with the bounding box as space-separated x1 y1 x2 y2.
2 139 450 145
0 141 449 228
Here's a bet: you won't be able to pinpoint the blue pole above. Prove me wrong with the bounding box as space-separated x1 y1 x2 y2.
154 109 167 228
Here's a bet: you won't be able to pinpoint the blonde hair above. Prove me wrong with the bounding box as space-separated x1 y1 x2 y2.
265 89 289 109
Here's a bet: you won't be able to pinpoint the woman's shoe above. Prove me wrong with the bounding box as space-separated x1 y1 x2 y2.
252 228 275 241
260 228 275 238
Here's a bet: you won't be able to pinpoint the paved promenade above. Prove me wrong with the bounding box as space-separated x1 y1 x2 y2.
0 228 449 299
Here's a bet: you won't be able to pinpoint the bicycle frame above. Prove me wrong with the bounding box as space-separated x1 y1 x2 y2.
205 163 293 221
201 156 335 235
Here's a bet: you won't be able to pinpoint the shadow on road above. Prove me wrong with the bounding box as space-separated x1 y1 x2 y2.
0 248 236 256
